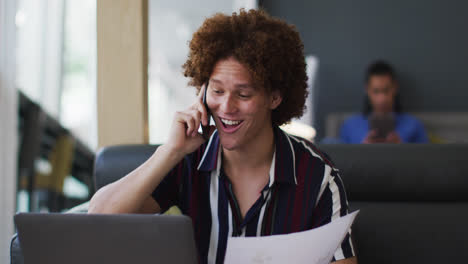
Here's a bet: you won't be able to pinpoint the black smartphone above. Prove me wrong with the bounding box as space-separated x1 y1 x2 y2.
369 113 396 139
200 81 211 140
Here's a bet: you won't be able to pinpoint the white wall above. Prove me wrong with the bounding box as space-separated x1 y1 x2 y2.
0 0 18 262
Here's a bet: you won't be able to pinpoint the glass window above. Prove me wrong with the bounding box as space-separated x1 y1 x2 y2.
15 0 96 212
16 0 65 118
16 0 97 150
60 0 97 150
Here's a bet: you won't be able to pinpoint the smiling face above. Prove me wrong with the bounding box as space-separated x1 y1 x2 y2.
206 57 282 151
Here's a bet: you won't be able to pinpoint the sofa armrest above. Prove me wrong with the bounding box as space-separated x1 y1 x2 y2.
10 234 24 264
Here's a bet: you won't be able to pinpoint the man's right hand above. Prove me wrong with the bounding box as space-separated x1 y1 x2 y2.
89 84 216 215
164 83 215 157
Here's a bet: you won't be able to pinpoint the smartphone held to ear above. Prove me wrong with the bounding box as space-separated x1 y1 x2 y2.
199 82 212 140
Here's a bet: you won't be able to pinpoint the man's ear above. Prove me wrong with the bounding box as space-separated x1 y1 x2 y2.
270 90 282 110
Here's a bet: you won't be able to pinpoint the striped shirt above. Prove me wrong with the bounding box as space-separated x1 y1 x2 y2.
152 126 355 263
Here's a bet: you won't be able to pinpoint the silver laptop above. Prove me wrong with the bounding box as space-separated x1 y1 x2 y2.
14 213 198 264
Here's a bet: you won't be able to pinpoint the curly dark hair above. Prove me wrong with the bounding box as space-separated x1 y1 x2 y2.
182 9 308 126
362 60 402 115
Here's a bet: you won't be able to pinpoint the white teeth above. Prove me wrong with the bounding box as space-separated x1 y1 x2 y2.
221 118 241 126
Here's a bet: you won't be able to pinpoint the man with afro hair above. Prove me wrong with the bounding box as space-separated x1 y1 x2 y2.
89 9 357 264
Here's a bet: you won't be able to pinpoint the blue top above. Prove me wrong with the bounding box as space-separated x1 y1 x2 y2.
340 113 429 144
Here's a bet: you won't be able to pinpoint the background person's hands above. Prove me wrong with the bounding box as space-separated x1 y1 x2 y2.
385 131 402 143
164 84 215 156
362 130 402 144
362 130 382 144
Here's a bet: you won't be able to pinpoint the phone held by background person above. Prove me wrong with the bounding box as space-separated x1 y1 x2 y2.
369 113 396 140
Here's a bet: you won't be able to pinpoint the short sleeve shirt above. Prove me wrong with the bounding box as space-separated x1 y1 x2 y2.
152 126 356 264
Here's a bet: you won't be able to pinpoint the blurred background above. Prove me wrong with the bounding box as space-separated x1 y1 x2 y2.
1 0 467 262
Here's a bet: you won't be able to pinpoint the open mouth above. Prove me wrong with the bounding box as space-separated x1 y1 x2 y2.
220 118 243 133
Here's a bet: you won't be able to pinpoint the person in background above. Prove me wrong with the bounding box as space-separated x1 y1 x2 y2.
340 60 428 144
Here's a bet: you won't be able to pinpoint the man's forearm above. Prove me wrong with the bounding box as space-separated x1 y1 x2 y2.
88 145 184 214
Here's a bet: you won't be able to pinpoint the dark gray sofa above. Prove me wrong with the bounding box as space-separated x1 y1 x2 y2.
11 144 468 263
319 144 468 263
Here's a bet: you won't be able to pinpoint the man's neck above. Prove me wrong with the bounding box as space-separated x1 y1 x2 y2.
222 125 275 181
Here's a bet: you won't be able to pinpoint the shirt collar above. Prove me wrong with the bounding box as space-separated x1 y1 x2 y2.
197 126 297 186
197 130 221 172
272 125 297 186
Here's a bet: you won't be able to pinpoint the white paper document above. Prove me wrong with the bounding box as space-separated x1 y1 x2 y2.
224 211 359 264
